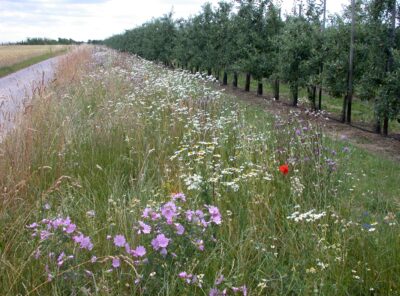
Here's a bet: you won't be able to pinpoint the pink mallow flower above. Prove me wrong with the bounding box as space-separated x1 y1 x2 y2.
137 221 151 234
151 233 170 251
171 192 186 202
112 257 120 268
142 207 152 218
65 223 76 234
209 288 220 296
114 235 126 247
72 233 93 250
186 210 194 222
142 208 161 220
175 223 185 235
132 246 146 257
207 206 222 225
232 286 247 295
161 201 177 224
195 239 204 251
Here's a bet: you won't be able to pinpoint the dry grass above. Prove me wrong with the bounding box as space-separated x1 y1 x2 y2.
0 45 68 68
0 46 93 209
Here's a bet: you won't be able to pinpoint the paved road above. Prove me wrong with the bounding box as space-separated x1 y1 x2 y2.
0 56 60 139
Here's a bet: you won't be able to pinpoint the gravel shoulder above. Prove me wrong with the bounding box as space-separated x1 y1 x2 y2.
0 56 60 139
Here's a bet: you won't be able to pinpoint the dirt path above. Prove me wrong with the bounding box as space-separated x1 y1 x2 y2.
0 56 60 139
219 84 400 162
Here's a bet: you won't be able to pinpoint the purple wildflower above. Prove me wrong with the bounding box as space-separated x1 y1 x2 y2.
215 274 224 285
138 221 151 234
179 271 188 279
57 252 65 267
114 235 126 247
112 257 120 268
232 286 247 295
171 192 186 202
209 288 219 296
175 223 185 235
27 222 38 229
40 230 52 241
132 246 146 257
161 201 177 224
125 243 131 254
186 210 194 222
151 233 170 251
142 207 151 218
207 206 222 225
72 234 93 250
195 239 204 251
65 223 76 234
34 248 41 259
151 211 161 220
160 247 168 257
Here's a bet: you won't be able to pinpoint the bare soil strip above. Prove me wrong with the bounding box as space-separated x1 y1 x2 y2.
220 84 400 162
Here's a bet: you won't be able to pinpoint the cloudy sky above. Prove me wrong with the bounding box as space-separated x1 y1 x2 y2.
0 0 349 43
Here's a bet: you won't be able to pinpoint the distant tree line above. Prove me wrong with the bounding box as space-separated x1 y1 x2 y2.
104 0 400 136
87 40 104 45
15 37 82 45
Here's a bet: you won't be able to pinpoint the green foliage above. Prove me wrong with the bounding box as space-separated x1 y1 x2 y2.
104 0 400 131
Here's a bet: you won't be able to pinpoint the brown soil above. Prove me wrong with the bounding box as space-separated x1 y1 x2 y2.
218 84 400 163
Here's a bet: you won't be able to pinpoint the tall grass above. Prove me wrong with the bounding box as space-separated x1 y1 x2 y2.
0 47 399 295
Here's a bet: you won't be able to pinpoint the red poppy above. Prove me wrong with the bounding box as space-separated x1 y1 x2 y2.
279 164 289 175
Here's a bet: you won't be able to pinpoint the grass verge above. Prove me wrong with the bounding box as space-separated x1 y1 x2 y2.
0 48 399 295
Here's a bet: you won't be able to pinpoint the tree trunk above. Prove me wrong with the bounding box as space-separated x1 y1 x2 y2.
196 66 199 73
207 68 212 76
346 0 356 124
223 71 228 85
310 85 317 110
342 94 348 123
318 87 322 110
375 118 381 134
215 69 220 81
245 73 251 92
274 79 280 100
382 0 397 136
257 81 263 96
383 116 389 136
318 0 326 111
292 84 298 106
233 72 238 87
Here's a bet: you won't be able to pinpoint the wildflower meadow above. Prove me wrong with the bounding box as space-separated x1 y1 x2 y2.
1 47 399 295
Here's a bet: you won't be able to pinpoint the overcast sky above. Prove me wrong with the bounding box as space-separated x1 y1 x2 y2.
0 0 349 43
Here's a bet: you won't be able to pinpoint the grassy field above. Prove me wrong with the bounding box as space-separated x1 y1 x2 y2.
0 47 399 295
0 45 69 77
231 73 400 134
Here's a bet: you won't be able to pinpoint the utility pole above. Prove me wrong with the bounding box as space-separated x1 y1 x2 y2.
299 0 303 17
318 0 327 110
383 0 397 135
346 0 355 124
